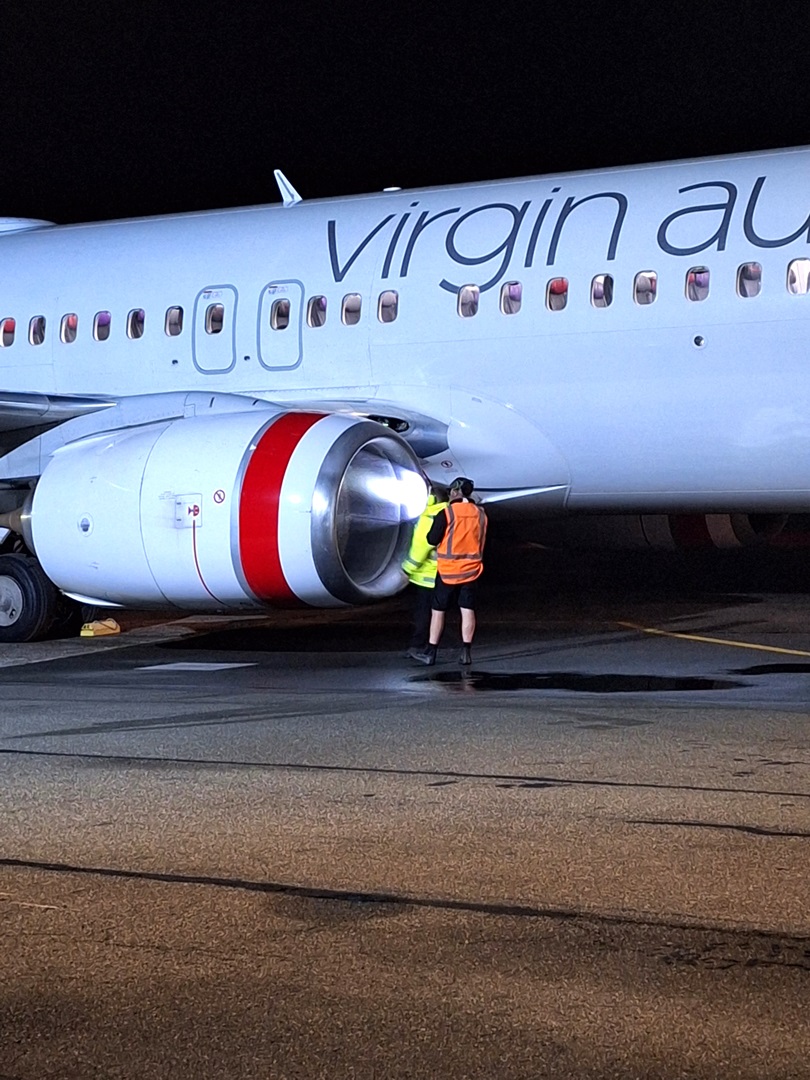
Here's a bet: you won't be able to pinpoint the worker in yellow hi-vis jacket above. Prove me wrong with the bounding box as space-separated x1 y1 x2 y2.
401 483 448 660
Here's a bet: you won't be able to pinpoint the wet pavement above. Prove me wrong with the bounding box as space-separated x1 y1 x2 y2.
0 544 809 1078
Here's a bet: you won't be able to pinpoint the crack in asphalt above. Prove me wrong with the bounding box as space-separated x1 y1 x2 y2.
2 855 809 950
628 818 810 839
2 747 809 799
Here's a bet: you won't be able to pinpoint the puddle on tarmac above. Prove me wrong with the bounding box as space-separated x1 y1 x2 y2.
423 672 746 693
731 663 810 675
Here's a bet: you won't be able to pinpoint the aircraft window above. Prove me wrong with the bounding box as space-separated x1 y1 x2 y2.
205 303 224 334
127 308 145 339
342 293 362 325
787 259 810 296
60 313 78 344
378 290 399 323
94 311 111 341
500 281 522 315
634 271 657 305
457 284 480 318
591 274 614 308
546 277 568 312
28 316 46 346
271 298 290 330
0 318 15 347
164 306 183 336
686 266 710 302
737 262 762 298
307 295 327 327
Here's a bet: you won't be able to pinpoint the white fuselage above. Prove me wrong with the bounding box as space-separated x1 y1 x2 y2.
2 145 810 512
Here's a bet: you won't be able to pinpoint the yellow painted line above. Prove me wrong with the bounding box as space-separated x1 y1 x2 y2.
616 622 810 658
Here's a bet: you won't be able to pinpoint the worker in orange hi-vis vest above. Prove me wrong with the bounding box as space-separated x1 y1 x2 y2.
412 477 487 667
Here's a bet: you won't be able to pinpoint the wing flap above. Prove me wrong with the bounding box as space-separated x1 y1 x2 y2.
0 392 115 451
0 392 116 431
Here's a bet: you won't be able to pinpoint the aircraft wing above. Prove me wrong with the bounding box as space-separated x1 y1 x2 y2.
0 391 449 467
0 392 116 455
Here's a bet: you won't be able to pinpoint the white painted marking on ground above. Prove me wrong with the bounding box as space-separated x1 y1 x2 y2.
0 894 61 910
136 662 257 671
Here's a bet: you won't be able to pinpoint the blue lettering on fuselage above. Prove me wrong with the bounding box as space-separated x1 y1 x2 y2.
438 202 531 294
326 174 810 295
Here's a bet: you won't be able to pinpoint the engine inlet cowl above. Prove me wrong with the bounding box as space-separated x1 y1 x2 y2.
29 409 427 610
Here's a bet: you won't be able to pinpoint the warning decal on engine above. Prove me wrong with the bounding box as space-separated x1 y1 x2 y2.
175 494 203 527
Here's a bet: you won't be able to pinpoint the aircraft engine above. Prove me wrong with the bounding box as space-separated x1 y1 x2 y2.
26 409 427 610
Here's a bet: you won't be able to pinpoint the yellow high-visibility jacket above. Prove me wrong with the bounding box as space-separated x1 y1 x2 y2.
401 496 449 588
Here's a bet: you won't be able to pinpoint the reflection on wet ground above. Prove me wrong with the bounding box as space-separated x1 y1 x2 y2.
732 663 810 674
424 672 747 693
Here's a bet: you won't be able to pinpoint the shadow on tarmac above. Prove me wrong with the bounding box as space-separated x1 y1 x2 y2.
155 538 807 655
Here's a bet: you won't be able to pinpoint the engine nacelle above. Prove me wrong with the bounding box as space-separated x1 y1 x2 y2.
29 409 426 609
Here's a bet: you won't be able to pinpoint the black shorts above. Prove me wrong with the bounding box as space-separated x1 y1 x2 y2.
432 575 479 612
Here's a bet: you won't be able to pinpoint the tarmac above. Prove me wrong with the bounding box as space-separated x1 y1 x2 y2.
1 542 808 1078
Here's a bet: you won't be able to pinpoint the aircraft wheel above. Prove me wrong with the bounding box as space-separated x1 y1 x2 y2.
0 554 58 642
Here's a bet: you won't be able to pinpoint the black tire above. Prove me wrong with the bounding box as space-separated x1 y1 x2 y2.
0 554 59 642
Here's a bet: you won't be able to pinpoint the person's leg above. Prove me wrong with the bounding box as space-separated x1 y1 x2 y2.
412 578 449 664
409 585 433 651
429 608 446 646
412 610 443 665
457 582 478 665
458 607 475 664
459 606 476 643
429 577 452 647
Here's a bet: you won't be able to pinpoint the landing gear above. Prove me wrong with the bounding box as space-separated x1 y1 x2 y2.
48 595 99 639
0 554 58 642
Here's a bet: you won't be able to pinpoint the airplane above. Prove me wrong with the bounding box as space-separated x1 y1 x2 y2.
1 144 810 641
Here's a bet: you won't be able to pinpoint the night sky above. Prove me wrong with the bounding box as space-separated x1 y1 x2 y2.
1 4 808 225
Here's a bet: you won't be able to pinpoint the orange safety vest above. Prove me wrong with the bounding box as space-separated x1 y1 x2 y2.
436 501 487 584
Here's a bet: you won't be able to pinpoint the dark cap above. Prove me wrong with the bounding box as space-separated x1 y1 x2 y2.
449 476 474 498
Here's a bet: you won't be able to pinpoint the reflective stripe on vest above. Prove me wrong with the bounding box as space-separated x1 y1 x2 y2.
402 499 448 588
436 502 487 584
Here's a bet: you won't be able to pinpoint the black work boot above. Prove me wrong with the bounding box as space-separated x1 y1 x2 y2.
413 645 437 666
459 644 472 666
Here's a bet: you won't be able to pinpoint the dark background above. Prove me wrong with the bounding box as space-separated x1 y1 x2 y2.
0 2 806 224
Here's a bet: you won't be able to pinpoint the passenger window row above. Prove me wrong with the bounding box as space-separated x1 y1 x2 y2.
0 306 184 348
459 259 810 316
1 260 808 346
297 290 399 328
0 290 403 347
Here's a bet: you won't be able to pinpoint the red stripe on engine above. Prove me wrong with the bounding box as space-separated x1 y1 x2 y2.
239 412 324 600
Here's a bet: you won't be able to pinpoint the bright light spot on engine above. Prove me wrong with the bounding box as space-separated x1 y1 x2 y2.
311 490 329 514
364 469 427 520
